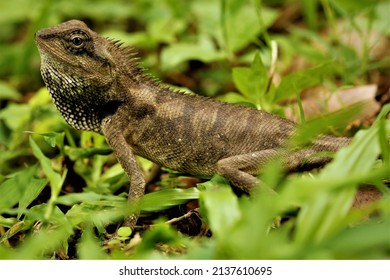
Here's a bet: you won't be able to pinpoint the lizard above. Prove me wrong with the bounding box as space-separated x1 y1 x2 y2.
35 20 351 229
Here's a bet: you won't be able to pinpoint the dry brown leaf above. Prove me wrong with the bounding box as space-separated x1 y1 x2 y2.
285 84 380 123
331 18 390 60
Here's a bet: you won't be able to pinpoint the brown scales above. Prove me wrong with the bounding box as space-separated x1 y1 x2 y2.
35 20 351 229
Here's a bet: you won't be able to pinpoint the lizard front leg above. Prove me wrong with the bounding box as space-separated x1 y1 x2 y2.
101 117 145 230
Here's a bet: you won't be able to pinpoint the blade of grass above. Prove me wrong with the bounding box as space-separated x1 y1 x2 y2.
29 136 67 221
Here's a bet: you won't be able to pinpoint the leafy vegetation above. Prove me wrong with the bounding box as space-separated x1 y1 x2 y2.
0 0 389 259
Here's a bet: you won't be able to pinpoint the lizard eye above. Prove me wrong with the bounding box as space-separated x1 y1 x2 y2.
71 36 84 46
70 34 86 47
65 31 90 54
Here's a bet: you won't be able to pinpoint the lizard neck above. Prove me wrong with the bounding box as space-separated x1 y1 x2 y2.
41 61 113 132
114 62 173 114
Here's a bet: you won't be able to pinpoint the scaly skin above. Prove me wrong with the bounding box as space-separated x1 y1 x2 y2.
35 20 351 229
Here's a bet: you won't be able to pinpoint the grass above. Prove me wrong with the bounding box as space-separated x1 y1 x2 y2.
0 0 389 259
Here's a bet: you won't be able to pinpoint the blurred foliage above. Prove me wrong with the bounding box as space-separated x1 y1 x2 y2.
0 0 389 259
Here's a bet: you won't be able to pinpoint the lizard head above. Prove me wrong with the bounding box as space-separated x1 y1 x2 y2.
35 20 126 132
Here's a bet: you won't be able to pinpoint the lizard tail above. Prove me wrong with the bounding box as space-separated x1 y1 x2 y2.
313 135 352 152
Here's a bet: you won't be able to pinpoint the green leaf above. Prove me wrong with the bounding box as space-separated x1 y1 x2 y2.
135 222 181 255
29 136 67 220
199 187 241 238
117 226 132 238
0 81 21 100
289 102 368 147
39 132 65 150
55 192 124 206
141 188 200 212
24 204 70 228
293 107 390 244
29 137 65 198
294 187 356 245
65 147 112 161
18 178 47 219
29 87 51 108
274 62 335 102
232 53 268 108
161 36 225 70
326 220 390 258
218 92 258 107
0 178 24 212
0 103 31 130
222 0 268 52
320 109 389 180
77 229 109 260
0 165 39 212
197 174 230 191
7 225 73 259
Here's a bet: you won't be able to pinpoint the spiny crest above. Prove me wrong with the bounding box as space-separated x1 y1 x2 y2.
106 37 140 63
103 37 164 89
104 37 196 96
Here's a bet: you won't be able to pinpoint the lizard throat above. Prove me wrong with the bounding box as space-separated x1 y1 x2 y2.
41 64 108 132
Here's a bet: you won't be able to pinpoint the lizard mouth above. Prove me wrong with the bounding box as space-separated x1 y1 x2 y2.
35 30 81 69
35 33 67 67
35 29 56 52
